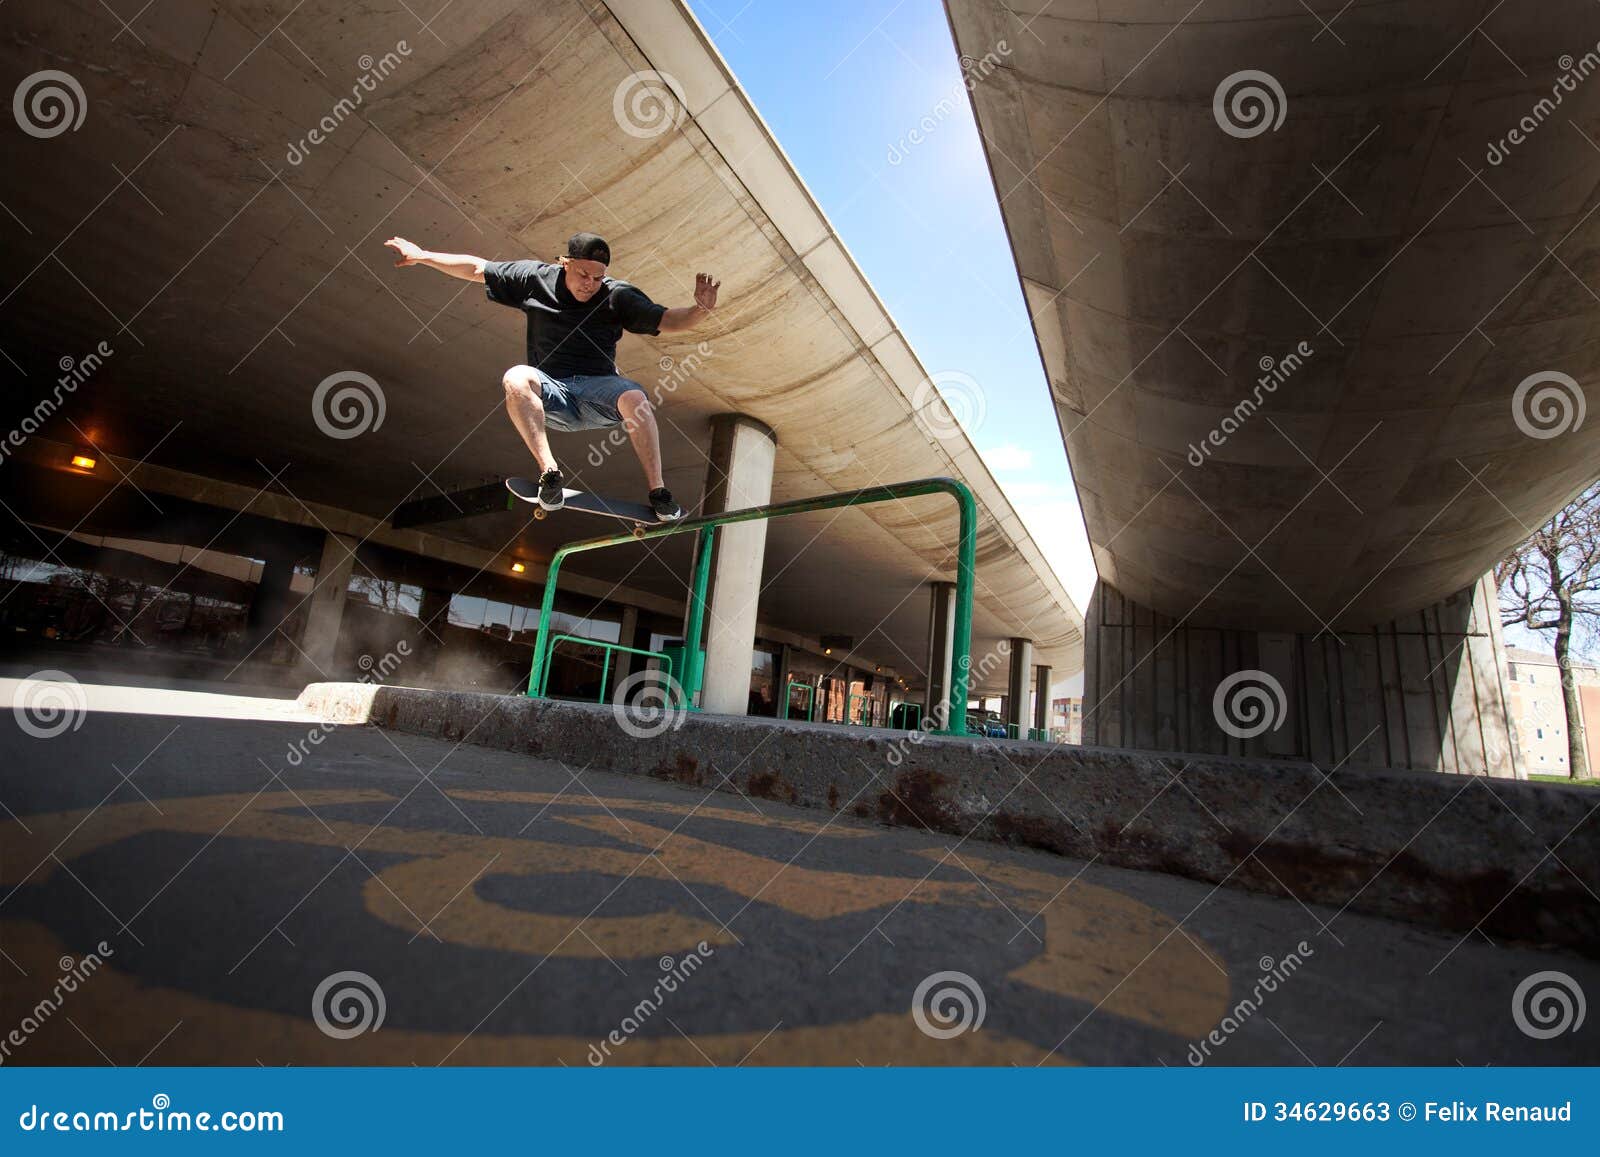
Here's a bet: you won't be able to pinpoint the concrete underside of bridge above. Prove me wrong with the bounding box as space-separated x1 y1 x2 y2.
948 0 1600 770
0 0 1080 705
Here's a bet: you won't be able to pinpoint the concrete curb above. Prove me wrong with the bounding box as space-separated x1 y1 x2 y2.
298 683 1600 955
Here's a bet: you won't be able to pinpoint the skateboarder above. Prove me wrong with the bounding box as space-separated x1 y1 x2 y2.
384 231 721 520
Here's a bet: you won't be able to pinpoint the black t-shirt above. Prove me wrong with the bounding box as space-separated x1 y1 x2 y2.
483 258 666 379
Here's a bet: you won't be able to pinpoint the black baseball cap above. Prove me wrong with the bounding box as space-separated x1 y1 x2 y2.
566 232 611 265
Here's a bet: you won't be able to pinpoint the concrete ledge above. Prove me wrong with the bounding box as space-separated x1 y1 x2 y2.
298 683 1600 955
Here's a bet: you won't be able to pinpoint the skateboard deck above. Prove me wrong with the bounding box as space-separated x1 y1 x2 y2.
505 477 659 531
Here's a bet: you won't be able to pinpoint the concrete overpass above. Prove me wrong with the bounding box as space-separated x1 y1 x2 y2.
0 0 1081 723
949 0 1600 771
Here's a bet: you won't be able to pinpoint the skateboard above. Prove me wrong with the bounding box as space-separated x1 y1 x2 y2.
505 477 660 538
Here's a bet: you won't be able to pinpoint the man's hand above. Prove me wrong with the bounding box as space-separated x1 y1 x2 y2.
383 238 487 283
694 272 720 312
385 236 425 267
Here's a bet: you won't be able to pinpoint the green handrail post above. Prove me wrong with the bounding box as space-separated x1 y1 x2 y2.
681 524 715 708
525 477 973 736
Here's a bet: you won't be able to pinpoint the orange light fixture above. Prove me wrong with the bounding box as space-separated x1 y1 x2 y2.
70 454 97 470
510 561 526 574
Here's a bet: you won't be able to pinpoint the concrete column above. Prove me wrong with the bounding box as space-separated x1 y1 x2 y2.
1033 663 1051 732
1005 637 1033 734
696 414 777 715
774 643 792 714
924 581 957 728
298 533 359 675
245 553 298 663
415 587 452 678
610 604 641 696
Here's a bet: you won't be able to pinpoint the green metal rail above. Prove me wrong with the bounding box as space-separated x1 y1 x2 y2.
782 679 816 722
526 477 977 736
846 691 876 727
533 634 675 701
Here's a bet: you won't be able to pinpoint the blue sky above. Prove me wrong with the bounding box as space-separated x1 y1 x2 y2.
685 0 1097 609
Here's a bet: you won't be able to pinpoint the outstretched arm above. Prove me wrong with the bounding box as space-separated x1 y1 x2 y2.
384 237 486 283
657 271 720 332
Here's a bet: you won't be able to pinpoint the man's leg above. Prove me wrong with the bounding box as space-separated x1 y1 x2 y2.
502 365 558 473
616 388 666 490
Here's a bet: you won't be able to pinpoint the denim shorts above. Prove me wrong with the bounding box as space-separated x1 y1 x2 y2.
526 368 643 432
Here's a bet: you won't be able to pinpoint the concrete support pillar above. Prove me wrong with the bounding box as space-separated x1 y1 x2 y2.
245 553 298 663
298 533 359 675
1033 663 1051 732
1005 637 1033 734
924 581 957 728
609 604 641 697
774 643 792 713
414 587 452 678
1081 571 1519 776
695 414 777 715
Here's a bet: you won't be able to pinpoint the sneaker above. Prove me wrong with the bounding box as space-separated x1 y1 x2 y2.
537 468 565 511
648 487 683 522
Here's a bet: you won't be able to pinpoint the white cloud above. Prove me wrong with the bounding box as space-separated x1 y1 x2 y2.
981 443 1033 471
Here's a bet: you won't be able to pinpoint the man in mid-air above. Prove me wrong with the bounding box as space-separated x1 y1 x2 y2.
384 231 720 521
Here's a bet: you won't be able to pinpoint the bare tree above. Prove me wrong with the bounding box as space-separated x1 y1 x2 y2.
1496 481 1600 779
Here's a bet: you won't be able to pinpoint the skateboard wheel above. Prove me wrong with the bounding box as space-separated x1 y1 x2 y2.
631 525 646 539
533 508 546 520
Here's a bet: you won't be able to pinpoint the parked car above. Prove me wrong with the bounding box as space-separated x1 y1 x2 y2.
965 710 1008 738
